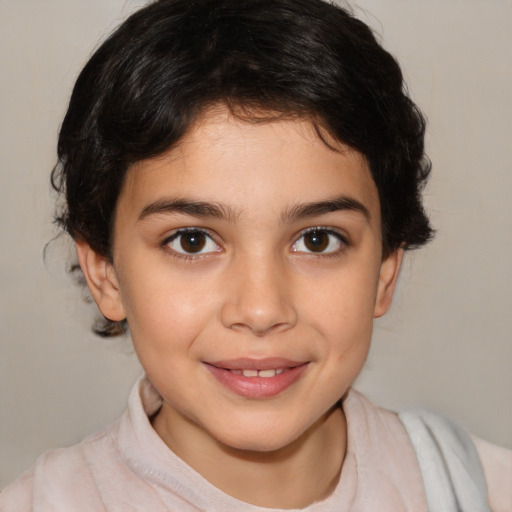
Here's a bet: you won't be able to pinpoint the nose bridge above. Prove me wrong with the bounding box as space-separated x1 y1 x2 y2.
220 248 297 335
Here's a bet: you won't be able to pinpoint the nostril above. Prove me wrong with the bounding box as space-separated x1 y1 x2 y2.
219 273 298 334
229 321 293 337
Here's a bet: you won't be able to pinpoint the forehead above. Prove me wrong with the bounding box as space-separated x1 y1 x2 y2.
117 107 381 226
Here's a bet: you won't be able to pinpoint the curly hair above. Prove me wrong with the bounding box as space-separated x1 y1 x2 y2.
52 0 433 336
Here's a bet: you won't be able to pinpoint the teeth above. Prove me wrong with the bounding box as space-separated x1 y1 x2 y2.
234 368 286 378
258 369 276 378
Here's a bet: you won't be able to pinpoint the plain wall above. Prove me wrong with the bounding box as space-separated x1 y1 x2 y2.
1 0 511 488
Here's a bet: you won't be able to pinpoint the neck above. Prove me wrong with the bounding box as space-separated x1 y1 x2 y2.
153 404 346 508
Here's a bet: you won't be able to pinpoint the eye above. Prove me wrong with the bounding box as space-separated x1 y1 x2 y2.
292 228 346 254
165 229 220 256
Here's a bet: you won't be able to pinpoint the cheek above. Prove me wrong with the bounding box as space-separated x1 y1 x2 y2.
117 263 220 353
300 262 380 334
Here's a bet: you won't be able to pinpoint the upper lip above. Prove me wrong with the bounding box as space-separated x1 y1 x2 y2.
205 358 307 371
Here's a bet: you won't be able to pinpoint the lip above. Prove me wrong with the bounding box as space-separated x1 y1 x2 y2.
208 357 305 371
204 358 309 399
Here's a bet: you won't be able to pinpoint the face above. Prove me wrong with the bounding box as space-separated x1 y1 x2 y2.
78 107 401 455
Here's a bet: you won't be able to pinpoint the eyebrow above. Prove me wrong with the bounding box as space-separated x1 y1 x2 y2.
282 196 370 223
138 195 370 223
138 198 239 222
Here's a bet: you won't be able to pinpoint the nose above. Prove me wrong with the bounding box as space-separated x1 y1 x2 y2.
220 253 298 336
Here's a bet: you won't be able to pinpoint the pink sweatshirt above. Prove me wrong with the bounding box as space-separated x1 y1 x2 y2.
1 377 510 511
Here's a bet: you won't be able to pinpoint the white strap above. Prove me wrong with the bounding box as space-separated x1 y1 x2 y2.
399 409 490 512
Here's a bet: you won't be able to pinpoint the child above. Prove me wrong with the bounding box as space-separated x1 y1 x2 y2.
1 0 510 510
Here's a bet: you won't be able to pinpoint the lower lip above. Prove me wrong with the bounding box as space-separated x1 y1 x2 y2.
205 364 308 399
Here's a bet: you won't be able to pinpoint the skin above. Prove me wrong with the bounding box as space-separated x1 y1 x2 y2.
76 106 403 508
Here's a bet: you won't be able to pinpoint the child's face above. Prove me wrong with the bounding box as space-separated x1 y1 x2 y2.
78 106 401 453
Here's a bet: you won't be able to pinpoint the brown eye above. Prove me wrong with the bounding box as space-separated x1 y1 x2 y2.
166 229 220 256
180 231 206 253
304 231 329 252
292 228 345 254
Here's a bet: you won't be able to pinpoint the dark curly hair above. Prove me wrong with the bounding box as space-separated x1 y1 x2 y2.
52 0 433 336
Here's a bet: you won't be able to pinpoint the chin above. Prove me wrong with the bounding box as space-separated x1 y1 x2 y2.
211 419 310 455
222 435 296 455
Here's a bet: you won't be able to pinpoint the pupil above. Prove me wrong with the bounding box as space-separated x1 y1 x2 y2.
180 232 206 253
305 231 328 252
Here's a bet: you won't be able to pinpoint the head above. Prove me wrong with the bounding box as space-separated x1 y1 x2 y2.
52 0 434 462
53 0 432 339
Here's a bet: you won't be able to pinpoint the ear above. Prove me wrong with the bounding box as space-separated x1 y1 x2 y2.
75 241 126 322
373 247 404 318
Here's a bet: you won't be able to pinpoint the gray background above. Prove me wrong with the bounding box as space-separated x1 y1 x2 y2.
1 0 511 488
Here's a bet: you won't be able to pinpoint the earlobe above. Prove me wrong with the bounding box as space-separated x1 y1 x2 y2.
75 241 126 322
373 248 404 318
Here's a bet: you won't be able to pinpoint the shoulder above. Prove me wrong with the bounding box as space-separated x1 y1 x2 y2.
0 469 34 512
398 406 511 512
473 436 512 512
0 427 115 512
341 389 429 510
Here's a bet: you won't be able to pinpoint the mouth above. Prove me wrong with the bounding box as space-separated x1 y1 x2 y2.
204 358 309 398
228 368 286 378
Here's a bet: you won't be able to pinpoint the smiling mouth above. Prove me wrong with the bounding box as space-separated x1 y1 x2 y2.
204 359 308 398
206 357 305 374
228 368 286 377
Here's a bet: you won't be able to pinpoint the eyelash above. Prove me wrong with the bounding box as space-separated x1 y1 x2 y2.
161 226 349 261
291 227 349 257
161 228 221 261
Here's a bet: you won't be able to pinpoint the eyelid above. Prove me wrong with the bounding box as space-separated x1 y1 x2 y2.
296 226 349 242
162 227 222 258
164 226 214 241
291 226 349 254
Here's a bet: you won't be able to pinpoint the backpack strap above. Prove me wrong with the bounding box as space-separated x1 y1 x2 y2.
399 409 490 512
